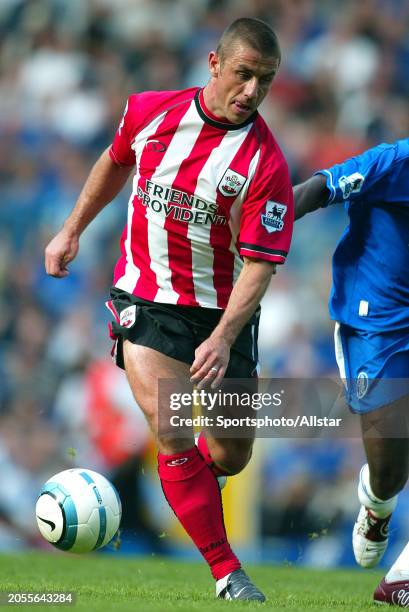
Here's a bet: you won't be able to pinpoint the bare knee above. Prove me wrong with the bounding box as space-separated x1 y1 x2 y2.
210 439 254 475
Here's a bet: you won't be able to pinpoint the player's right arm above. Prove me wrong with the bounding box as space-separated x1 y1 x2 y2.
45 95 143 278
45 148 133 278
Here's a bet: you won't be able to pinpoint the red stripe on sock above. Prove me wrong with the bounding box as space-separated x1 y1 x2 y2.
158 446 240 580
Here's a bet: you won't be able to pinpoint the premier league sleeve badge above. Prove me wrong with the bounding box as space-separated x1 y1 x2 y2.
261 200 287 233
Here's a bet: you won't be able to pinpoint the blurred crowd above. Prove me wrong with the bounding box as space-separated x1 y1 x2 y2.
0 0 408 563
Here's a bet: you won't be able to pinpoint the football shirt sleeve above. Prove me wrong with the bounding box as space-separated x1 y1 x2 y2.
316 139 409 207
109 95 139 167
239 153 294 264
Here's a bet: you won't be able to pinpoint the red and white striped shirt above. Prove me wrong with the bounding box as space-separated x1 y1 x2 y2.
109 87 293 308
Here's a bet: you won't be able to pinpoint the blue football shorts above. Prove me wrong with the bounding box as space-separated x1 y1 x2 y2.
334 322 409 413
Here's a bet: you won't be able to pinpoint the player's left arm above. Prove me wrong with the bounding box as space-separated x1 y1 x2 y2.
190 144 293 389
190 257 276 389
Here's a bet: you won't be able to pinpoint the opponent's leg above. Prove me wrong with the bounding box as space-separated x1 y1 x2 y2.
123 342 264 600
370 433 409 604
362 405 409 500
373 542 409 606
353 405 409 569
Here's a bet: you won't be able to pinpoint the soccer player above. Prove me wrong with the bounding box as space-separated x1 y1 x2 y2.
294 138 409 606
45 18 293 602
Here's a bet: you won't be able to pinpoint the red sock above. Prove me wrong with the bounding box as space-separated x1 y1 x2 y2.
158 446 240 580
196 433 230 477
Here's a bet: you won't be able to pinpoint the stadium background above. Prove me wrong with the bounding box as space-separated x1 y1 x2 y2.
0 0 408 569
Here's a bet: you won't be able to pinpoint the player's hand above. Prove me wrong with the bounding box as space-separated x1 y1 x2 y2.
190 335 230 390
44 228 79 278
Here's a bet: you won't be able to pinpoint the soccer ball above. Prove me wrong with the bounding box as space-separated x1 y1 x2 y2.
35 468 122 553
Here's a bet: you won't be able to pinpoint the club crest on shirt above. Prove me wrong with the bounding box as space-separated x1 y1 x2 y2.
261 201 287 233
120 305 136 328
218 168 247 197
338 172 365 199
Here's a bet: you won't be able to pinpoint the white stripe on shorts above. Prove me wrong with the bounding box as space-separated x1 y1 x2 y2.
334 322 347 386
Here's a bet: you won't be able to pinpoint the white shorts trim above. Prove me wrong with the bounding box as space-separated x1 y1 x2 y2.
334 322 347 383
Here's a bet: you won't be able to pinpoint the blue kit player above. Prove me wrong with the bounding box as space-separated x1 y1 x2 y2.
294 138 409 607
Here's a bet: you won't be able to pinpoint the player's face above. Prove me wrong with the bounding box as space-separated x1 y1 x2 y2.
208 42 279 124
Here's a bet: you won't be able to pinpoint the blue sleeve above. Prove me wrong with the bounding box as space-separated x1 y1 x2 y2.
314 139 409 207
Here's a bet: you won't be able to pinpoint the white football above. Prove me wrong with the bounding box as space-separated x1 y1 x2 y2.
35 468 122 553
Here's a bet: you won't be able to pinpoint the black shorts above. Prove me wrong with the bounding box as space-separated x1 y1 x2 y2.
106 287 259 378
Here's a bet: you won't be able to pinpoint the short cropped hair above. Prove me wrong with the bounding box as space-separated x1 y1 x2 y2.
216 18 281 64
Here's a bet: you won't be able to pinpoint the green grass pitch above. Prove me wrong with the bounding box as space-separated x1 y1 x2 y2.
1 552 383 610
